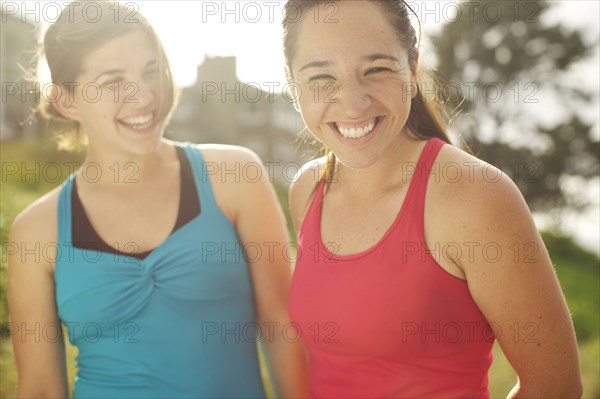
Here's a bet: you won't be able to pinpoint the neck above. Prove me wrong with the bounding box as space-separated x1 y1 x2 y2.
78 139 177 187
332 131 426 198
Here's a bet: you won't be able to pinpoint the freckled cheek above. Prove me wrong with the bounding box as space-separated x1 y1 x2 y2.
97 93 124 115
101 113 116 124
375 76 410 96
299 98 327 126
377 90 412 111
81 104 118 125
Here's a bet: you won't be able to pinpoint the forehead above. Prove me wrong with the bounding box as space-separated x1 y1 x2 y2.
79 29 156 76
292 1 405 65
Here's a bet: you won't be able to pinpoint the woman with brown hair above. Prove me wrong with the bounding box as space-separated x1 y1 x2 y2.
284 1 582 397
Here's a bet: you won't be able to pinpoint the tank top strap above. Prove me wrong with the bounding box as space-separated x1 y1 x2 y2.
57 174 75 245
414 138 446 196
403 138 446 234
313 179 327 209
298 178 326 239
183 143 218 209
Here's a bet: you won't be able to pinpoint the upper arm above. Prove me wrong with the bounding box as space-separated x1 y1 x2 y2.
213 147 311 397
204 146 293 322
7 198 68 397
442 160 581 394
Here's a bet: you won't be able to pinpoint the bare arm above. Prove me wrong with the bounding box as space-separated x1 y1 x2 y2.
206 146 309 398
434 151 582 398
7 196 69 398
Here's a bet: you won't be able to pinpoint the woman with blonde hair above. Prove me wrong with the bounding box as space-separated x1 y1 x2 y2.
8 1 308 397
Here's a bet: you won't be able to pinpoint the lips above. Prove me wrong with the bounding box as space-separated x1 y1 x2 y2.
330 117 381 139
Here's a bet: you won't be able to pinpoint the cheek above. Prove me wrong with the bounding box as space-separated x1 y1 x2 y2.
299 97 327 128
375 78 414 104
77 101 118 128
98 90 125 115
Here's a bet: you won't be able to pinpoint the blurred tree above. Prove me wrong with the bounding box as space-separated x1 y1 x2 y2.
429 0 599 213
1 12 41 140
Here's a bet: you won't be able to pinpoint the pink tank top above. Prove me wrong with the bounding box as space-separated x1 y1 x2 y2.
289 138 494 398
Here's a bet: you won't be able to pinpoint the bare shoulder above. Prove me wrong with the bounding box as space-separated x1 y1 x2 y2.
194 143 268 191
289 156 327 233
11 187 60 241
434 144 526 209
192 144 271 222
428 143 532 238
9 186 62 271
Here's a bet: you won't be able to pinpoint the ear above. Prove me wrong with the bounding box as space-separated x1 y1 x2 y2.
285 67 301 113
50 84 82 122
410 49 420 77
409 50 420 99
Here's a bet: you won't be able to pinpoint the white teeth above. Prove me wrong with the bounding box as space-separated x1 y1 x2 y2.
336 120 376 139
120 113 154 129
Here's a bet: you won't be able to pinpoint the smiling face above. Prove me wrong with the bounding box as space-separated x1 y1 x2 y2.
288 0 418 169
57 29 167 155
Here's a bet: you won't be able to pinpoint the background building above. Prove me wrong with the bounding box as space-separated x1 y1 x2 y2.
169 56 310 169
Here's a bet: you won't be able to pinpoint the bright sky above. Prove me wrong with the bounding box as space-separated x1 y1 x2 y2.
132 1 599 89
135 1 288 88
4 1 598 89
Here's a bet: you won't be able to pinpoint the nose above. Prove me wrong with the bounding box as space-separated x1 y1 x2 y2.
332 75 372 118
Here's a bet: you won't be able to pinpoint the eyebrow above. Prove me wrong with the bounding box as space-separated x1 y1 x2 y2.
94 60 157 81
362 53 400 63
298 53 400 73
298 60 330 73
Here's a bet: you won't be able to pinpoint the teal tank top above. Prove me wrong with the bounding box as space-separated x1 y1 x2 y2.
55 144 267 398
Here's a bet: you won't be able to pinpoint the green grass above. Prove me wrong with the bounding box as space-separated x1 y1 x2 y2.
543 231 600 343
488 339 600 398
1 139 599 398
